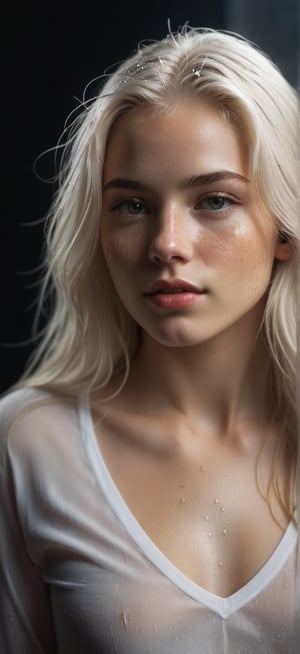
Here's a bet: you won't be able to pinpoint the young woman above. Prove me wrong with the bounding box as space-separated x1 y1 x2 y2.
0 27 298 653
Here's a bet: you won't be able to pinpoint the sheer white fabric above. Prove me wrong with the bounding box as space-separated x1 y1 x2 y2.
0 389 299 653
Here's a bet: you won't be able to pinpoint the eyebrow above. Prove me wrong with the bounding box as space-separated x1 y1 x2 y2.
102 171 250 192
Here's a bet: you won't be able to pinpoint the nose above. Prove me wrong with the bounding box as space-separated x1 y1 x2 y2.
148 206 193 264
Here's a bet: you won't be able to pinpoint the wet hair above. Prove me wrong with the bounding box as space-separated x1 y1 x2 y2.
21 27 298 518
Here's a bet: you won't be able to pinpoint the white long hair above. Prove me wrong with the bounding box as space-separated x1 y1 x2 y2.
21 27 298 515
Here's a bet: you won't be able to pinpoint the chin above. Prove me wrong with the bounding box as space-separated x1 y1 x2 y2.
143 327 210 349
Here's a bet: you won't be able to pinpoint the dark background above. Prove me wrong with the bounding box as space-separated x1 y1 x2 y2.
1 0 298 393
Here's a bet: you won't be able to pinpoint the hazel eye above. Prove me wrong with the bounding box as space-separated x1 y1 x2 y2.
198 195 232 211
114 198 148 215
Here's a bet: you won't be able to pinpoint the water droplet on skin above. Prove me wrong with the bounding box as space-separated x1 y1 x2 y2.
122 611 128 630
153 625 158 632
222 528 227 535
214 498 220 504
208 531 213 537
204 515 209 521
179 497 186 504
218 560 223 566
179 482 185 488
177 615 182 620
220 507 225 512
200 465 206 472
217 482 221 488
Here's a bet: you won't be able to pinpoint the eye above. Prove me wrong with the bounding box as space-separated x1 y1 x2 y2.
197 195 233 212
113 198 149 215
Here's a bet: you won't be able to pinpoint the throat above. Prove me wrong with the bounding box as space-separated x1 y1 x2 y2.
129 331 274 430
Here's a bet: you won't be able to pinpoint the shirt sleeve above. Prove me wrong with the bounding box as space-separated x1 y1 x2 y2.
0 391 57 654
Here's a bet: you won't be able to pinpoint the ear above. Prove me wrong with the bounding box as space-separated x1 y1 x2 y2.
274 233 293 261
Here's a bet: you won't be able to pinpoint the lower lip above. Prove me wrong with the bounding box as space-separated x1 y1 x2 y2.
146 292 206 309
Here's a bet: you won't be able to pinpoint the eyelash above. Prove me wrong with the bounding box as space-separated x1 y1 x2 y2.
112 198 150 215
111 194 237 216
196 194 234 212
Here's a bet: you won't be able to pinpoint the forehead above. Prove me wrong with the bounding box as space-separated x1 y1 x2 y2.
103 100 249 183
107 99 238 145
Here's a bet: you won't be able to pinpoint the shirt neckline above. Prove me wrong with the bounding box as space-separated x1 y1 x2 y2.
78 394 297 619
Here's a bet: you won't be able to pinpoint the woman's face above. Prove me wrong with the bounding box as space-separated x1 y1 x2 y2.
100 101 290 348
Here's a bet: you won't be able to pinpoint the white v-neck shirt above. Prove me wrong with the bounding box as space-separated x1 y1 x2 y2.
0 389 299 653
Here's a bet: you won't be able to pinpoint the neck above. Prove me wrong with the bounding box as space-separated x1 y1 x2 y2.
127 315 274 432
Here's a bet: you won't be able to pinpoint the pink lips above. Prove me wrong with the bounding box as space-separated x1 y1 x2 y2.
144 279 207 309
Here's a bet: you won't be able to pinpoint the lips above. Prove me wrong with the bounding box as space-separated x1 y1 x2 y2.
144 279 207 309
145 279 205 296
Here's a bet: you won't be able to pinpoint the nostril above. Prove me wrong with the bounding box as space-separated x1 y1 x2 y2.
150 253 162 264
149 251 186 264
148 236 192 264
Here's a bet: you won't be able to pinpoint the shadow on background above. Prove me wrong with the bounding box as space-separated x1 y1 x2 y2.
1 0 298 393
1 1 225 393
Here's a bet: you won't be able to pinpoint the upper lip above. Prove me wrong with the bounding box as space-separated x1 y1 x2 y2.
144 279 206 295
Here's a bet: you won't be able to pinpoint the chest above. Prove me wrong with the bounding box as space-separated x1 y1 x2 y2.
96 418 288 597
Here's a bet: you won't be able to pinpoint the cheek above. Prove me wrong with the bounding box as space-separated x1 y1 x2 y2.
101 230 140 283
205 220 274 261
200 223 276 287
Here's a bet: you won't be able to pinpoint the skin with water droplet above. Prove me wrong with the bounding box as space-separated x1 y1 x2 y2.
123 614 128 629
